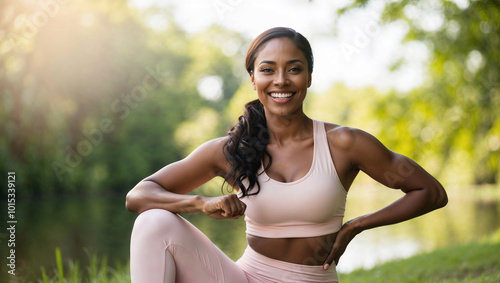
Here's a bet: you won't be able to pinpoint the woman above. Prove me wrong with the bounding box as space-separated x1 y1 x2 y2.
126 27 448 283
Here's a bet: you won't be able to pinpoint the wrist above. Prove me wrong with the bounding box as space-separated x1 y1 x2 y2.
192 195 207 213
345 216 365 235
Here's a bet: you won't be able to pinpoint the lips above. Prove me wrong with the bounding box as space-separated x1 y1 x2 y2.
270 92 295 99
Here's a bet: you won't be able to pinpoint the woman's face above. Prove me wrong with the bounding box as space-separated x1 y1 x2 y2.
250 37 312 119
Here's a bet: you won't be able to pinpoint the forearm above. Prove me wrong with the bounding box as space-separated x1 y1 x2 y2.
350 187 447 233
125 180 205 214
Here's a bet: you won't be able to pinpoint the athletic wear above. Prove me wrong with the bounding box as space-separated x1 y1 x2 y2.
130 119 346 282
130 209 339 283
237 245 338 282
130 209 249 283
239 119 347 238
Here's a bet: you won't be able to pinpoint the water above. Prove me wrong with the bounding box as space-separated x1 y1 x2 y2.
338 184 500 272
1 185 499 281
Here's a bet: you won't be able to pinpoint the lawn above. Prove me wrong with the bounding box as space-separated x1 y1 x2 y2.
39 229 500 282
339 229 500 283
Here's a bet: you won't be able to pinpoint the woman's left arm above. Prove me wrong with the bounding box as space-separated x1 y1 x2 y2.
324 127 448 269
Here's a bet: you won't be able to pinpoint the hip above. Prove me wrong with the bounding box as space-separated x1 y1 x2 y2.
237 245 338 283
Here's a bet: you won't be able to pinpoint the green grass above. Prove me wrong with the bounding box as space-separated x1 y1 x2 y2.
38 248 130 283
40 230 500 283
339 230 500 283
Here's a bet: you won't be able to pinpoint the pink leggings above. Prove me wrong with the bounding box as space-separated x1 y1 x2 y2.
130 209 338 283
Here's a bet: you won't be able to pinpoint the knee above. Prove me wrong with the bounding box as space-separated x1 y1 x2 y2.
132 209 181 237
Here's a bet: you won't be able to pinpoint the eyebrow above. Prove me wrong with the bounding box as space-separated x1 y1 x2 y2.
258 59 305 66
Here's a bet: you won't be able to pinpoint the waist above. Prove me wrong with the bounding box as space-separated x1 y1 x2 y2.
244 216 343 238
247 232 338 266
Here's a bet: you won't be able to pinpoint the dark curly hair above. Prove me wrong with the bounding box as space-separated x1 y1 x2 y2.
223 27 314 197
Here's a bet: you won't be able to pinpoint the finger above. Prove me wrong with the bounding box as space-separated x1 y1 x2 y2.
231 200 246 219
229 194 245 217
220 198 232 217
323 233 345 270
224 194 241 217
224 194 243 217
239 200 247 214
232 195 246 216
323 248 335 270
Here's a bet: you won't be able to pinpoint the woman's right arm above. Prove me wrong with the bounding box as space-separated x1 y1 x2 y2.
125 137 246 218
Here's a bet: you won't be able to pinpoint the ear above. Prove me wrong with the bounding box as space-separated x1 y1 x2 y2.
307 73 312 88
250 71 256 90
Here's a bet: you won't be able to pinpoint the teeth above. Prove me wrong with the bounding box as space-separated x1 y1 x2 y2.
270 92 293 98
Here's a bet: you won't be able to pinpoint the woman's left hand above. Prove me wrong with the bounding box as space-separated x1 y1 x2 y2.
323 219 361 270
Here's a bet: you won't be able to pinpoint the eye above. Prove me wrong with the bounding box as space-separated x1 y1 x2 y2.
259 68 274 73
289 67 302 73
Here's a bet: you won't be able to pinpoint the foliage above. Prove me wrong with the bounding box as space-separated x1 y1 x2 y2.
337 0 500 185
0 0 247 198
1 0 499 199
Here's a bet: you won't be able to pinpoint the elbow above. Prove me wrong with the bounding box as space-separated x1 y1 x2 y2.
437 189 448 208
430 183 448 210
125 189 140 213
126 180 155 213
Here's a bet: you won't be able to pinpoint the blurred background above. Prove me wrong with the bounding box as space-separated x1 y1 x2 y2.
0 0 499 281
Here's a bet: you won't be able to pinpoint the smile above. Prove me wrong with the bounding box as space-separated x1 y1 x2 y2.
269 92 295 99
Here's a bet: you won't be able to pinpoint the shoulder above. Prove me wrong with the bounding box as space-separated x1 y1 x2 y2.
322 121 389 158
199 136 229 151
323 122 366 150
322 121 394 168
197 136 230 160
186 136 231 175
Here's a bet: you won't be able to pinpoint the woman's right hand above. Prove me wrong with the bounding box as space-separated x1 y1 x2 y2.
201 194 246 219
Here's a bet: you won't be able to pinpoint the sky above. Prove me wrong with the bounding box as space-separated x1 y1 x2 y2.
129 0 431 94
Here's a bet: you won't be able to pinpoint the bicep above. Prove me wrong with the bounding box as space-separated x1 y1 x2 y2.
145 138 228 194
350 130 437 192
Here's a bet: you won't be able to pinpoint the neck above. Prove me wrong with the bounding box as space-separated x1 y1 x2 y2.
265 112 312 145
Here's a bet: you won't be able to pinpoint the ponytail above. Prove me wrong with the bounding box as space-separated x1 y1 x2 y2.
223 99 271 197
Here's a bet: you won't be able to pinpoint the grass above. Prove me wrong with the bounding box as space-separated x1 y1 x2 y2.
338 229 500 283
38 248 130 283
39 230 500 283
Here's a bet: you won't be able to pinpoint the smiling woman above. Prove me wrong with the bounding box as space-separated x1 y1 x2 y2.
126 27 447 283
250 37 311 118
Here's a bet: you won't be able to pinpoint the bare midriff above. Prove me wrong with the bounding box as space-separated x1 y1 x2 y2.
247 232 337 265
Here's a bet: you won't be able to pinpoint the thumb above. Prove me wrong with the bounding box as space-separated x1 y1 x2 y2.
323 247 336 270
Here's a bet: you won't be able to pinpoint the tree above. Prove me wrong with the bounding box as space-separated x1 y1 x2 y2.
0 0 249 197
338 0 500 185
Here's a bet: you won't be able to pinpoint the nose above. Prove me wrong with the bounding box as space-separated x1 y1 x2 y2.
274 70 289 87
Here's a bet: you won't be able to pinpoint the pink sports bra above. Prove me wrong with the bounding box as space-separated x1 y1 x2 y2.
238 120 347 238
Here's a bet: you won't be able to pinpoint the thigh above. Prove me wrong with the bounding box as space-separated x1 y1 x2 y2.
130 209 248 283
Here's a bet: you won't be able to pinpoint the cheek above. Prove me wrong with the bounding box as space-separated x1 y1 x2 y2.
254 77 271 91
298 75 310 87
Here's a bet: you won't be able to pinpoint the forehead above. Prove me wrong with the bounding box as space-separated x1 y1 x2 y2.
255 37 307 63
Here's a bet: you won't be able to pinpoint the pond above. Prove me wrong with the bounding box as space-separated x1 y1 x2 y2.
1 184 499 282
